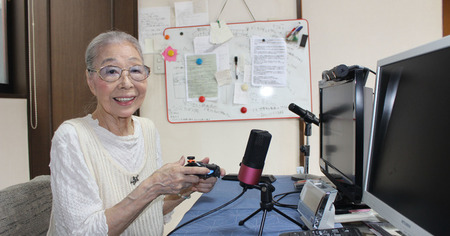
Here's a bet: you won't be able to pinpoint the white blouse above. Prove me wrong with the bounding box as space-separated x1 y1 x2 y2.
48 115 165 235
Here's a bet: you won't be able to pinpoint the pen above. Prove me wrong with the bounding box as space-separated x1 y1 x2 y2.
288 26 303 41
234 56 238 80
293 26 303 36
286 27 296 39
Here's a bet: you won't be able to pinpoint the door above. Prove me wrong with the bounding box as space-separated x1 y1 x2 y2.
28 0 137 178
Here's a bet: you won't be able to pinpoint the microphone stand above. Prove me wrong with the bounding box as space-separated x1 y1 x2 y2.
238 182 307 236
291 121 320 180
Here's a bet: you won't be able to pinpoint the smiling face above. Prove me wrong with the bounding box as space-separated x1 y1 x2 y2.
86 41 147 120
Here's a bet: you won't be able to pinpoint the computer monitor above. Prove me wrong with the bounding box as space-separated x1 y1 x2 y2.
363 36 450 236
319 67 373 212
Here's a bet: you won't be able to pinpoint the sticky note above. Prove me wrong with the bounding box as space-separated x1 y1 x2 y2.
215 69 232 86
210 20 233 44
162 46 177 61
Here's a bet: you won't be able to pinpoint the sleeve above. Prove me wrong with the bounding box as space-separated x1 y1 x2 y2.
154 128 174 224
49 123 109 235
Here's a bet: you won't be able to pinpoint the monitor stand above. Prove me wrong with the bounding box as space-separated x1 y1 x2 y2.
333 194 370 214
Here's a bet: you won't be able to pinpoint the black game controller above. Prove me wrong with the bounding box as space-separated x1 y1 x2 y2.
185 156 221 179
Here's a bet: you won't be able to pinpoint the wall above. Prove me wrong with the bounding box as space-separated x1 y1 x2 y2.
0 98 29 189
302 0 442 175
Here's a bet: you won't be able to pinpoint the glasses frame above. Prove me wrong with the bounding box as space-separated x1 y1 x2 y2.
87 64 151 82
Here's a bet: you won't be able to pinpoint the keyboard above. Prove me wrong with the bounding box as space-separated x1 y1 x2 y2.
279 227 362 236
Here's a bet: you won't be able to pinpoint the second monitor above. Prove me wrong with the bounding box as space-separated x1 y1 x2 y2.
319 66 373 212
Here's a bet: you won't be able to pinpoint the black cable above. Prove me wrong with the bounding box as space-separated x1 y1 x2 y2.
273 190 301 209
167 186 248 235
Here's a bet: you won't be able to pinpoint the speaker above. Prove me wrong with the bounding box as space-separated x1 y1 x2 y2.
238 129 272 186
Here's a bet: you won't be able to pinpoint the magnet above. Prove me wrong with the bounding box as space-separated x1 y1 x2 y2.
162 46 177 62
196 58 203 65
165 34 170 40
241 83 249 91
199 96 206 103
241 107 247 113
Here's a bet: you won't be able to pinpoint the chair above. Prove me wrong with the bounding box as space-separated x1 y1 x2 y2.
0 175 52 235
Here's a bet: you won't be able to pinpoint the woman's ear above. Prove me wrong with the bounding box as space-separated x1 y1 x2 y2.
86 70 97 96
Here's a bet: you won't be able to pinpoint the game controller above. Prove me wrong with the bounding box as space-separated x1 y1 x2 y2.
185 156 221 179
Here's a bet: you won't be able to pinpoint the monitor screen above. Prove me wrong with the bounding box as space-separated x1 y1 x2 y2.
319 69 372 209
363 36 450 236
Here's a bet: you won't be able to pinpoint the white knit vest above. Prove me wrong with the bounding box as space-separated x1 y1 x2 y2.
67 116 164 236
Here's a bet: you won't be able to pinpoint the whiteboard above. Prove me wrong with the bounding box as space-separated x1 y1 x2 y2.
162 19 311 123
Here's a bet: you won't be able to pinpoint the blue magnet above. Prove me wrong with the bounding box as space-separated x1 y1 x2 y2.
196 58 203 65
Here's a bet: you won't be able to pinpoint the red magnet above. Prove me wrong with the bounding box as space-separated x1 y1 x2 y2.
241 107 247 113
199 96 206 103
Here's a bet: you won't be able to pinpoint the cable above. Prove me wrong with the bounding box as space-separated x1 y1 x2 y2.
28 0 38 130
167 186 248 235
273 190 301 209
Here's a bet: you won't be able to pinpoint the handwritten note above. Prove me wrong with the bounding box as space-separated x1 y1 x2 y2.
174 1 209 27
185 53 218 101
251 37 287 86
138 6 171 52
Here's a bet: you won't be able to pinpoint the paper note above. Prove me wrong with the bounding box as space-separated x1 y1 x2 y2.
194 36 230 71
251 37 287 86
138 7 171 51
174 1 209 27
233 83 249 104
210 20 233 44
193 0 208 13
215 69 232 86
185 53 218 101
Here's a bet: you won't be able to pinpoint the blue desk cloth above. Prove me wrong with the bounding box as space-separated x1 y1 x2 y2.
171 175 306 236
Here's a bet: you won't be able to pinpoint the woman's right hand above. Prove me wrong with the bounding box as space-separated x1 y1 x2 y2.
144 156 211 196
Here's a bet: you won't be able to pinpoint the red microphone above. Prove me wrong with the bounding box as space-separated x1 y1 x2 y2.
238 129 272 186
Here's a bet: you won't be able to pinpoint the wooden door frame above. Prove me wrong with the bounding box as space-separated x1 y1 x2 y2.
444 0 450 36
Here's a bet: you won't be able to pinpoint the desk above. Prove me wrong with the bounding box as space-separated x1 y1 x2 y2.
171 176 305 236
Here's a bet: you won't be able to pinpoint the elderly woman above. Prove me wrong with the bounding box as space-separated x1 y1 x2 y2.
47 31 224 235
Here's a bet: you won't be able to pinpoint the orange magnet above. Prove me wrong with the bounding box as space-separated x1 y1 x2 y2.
165 34 170 40
199 96 206 103
241 107 247 113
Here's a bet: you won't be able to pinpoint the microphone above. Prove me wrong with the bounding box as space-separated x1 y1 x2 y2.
238 129 272 186
288 103 319 126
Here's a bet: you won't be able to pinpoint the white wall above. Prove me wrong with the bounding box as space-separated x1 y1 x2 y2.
0 98 30 190
302 0 442 174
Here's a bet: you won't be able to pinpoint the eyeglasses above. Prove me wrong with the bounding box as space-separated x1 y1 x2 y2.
87 65 151 82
